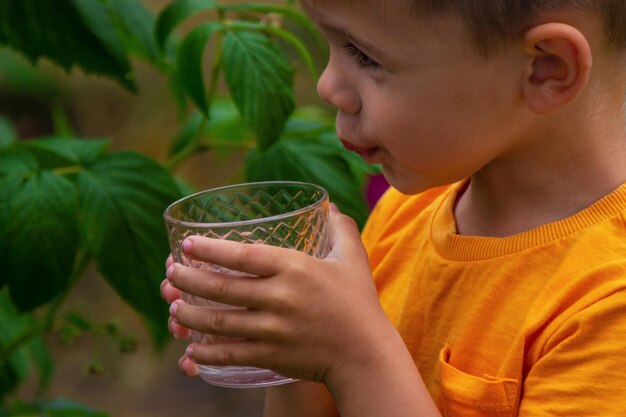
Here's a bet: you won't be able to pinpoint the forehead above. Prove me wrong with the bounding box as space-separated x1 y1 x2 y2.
301 0 414 20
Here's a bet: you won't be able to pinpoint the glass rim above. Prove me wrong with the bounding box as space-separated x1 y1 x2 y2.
163 181 329 229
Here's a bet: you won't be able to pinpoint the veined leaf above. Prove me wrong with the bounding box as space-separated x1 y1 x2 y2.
107 0 160 65
222 4 327 66
7 171 79 311
222 30 295 151
0 0 135 91
0 150 38 288
24 137 111 167
176 21 227 115
246 137 369 228
72 0 160 67
155 0 219 52
77 152 181 346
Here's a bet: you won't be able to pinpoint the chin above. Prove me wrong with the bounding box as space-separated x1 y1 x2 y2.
382 168 448 196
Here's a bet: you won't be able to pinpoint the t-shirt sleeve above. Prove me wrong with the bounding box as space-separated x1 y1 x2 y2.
519 289 626 416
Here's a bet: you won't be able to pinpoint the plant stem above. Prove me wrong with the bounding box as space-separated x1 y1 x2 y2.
52 165 83 176
50 101 75 137
0 250 91 365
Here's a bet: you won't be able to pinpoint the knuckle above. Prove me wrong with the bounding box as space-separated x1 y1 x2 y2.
216 347 236 364
233 243 255 268
208 276 230 300
341 213 359 229
206 310 227 332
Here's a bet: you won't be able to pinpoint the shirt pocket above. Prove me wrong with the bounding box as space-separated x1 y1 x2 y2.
437 345 519 417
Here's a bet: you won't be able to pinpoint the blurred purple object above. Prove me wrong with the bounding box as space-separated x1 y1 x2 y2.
366 174 389 210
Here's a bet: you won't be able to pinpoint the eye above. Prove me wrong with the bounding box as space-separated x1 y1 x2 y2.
343 43 380 69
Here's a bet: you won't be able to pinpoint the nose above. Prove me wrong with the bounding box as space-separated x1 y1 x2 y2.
316 60 362 114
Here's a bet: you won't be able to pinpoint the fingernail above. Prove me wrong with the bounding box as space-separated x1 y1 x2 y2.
169 301 179 316
166 264 175 280
182 238 193 254
329 202 338 212
185 345 194 357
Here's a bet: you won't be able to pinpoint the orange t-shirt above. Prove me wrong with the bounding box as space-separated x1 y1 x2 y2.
361 182 626 417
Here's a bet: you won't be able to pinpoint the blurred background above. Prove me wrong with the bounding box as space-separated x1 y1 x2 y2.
0 0 387 415
2 0 271 415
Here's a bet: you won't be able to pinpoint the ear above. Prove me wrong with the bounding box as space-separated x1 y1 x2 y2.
522 23 592 115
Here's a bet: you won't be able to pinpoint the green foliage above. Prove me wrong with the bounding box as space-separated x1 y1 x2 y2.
0 137 180 340
2 398 109 417
0 0 158 91
0 0 380 413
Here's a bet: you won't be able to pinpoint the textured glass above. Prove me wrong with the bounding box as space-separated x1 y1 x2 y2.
164 182 330 388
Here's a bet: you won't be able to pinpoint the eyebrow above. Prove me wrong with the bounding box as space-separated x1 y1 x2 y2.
309 14 387 60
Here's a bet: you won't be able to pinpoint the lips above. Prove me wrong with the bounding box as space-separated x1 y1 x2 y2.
340 140 380 163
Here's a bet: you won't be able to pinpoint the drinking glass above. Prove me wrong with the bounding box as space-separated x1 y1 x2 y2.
163 181 330 388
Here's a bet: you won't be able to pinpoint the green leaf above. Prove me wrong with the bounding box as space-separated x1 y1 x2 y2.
168 112 205 157
222 30 295 151
0 117 16 150
24 137 111 167
0 48 60 100
5 398 109 417
176 22 226 115
77 152 181 347
246 136 369 228
7 171 79 311
0 150 38 291
0 290 51 397
107 0 160 65
221 3 326 53
155 0 219 52
0 0 135 91
168 100 249 157
73 0 159 66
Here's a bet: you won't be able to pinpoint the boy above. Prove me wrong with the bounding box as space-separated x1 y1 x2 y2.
162 0 626 415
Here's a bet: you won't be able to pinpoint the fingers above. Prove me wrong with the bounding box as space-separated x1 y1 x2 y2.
167 263 269 308
169 300 276 340
166 254 174 268
179 355 199 377
180 237 296 277
161 279 182 304
185 341 277 370
169 316 192 339
327 203 367 260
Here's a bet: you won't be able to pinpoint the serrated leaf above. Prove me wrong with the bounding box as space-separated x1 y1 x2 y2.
0 0 135 91
107 0 159 65
77 152 180 346
222 30 295 151
176 21 226 115
0 48 60 99
155 0 219 52
7 171 79 311
246 137 369 228
24 137 111 167
0 117 16 150
221 3 326 53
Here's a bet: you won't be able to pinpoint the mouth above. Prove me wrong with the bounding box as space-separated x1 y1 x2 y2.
340 140 380 163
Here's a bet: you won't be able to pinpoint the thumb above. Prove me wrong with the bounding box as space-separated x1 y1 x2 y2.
327 203 367 260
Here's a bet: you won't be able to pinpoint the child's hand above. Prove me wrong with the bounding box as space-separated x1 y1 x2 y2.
161 255 198 376
164 204 398 387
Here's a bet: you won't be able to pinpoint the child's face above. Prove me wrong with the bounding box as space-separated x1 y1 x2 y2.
303 0 528 194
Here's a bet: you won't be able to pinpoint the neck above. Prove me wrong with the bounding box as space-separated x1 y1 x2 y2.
454 105 626 237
